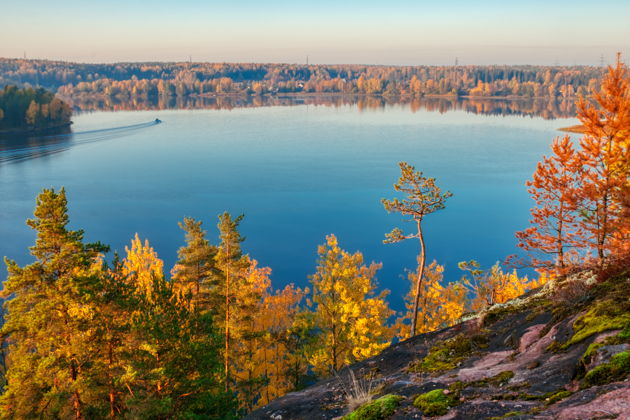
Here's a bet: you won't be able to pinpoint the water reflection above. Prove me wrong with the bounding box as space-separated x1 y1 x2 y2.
66 95 578 120
1 96 576 165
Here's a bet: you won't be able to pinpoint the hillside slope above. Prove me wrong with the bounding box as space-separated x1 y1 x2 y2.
247 271 630 420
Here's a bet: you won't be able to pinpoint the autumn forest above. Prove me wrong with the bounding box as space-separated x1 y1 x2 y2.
0 59 605 105
0 57 628 419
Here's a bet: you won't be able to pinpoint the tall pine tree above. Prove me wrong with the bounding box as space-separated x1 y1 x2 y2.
1 188 108 419
171 217 217 309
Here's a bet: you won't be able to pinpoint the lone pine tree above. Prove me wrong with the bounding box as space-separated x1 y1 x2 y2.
382 162 452 337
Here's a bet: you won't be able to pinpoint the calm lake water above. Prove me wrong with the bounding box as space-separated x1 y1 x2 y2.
0 102 577 310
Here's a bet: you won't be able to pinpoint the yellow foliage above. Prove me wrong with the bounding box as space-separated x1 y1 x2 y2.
460 261 548 312
308 234 393 376
122 233 164 297
396 261 467 340
249 284 307 407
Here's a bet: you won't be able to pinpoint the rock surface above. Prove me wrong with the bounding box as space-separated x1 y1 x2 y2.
246 276 630 420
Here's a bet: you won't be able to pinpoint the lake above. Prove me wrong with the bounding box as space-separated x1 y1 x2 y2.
0 100 578 311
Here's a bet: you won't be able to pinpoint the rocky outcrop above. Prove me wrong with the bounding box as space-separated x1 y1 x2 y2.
247 273 630 420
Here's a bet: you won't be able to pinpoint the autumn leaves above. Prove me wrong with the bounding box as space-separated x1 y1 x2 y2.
0 57 628 419
515 56 630 273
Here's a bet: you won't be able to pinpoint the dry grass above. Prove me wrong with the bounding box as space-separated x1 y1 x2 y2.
336 369 375 411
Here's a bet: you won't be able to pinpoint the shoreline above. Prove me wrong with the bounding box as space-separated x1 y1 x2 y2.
558 124 585 133
0 122 73 136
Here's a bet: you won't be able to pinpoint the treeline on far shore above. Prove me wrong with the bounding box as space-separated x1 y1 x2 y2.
0 58 605 104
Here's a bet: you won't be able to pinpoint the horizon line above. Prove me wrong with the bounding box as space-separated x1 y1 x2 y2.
0 56 610 69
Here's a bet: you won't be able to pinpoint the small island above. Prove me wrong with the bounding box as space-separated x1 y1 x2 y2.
0 85 72 134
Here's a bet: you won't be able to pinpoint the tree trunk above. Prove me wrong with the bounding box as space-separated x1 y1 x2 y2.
410 220 426 337
599 192 609 268
224 243 230 393
108 340 116 420
331 322 337 374
557 201 565 270
71 362 84 420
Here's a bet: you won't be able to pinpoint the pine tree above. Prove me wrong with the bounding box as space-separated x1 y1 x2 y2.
213 212 249 393
171 217 217 308
0 188 108 419
87 253 138 419
308 234 393 377
126 275 236 419
382 162 452 336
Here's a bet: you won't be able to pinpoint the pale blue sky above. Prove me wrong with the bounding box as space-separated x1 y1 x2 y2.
1 0 629 65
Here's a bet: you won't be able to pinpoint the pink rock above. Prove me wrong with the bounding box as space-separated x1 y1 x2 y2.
554 387 630 420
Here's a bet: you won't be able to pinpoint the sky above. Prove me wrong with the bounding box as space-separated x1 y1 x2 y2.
1 0 629 65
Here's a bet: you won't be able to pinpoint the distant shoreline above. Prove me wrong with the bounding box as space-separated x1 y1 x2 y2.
558 124 585 133
189 92 584 101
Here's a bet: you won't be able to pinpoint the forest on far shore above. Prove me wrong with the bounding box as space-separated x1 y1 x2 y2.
0 58 605 104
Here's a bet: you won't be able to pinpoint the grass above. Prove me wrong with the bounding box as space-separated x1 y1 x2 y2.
337 369 375 411
342 394 403 420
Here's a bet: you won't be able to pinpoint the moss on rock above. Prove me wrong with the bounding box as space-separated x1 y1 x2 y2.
408 333 488 374
468 370 515 387
561 300 630 349
491 389 572 405
581 350 630 388
342 394 403 420
543 390 572 405
489 411 529 419
413 389 458 417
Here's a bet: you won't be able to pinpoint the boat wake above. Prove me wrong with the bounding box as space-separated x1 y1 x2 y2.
0 120 161 165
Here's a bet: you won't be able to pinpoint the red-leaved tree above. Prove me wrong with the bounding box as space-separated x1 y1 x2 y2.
516 135 580 271
516 54 630 273
574 54 630 266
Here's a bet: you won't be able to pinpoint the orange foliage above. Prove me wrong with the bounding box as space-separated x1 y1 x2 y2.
516 135 580 272
517 55 630 272
459 261 548 312
575 55 630 264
